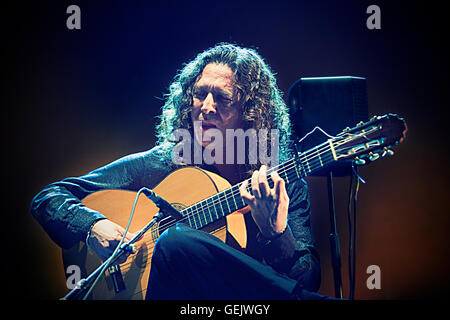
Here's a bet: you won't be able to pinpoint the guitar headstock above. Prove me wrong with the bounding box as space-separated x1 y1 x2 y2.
332 113 407 165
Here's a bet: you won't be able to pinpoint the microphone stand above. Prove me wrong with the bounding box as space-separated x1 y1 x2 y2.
62 189 182 300
327 171 343 299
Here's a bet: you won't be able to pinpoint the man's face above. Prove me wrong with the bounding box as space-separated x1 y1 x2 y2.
191 63 243 148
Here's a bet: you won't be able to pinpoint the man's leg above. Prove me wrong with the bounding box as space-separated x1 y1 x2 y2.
146 223 296 300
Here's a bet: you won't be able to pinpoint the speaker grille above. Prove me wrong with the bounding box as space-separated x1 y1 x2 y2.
288 76 369 176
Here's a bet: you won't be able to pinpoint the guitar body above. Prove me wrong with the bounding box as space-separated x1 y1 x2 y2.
62 167 249 300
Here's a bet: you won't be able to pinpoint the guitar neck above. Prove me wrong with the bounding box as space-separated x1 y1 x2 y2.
180 139 336 230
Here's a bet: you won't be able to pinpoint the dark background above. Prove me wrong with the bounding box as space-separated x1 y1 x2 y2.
3 0 449 300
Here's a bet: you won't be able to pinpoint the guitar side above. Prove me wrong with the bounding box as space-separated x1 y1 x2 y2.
61 167 248 300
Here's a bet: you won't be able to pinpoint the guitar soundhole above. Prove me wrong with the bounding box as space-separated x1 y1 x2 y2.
150 203 186 242
151 216 175 242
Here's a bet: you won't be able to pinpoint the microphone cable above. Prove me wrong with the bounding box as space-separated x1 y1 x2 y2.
82 187 148 300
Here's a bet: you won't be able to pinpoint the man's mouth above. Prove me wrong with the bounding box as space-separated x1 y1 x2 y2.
201 121 217 130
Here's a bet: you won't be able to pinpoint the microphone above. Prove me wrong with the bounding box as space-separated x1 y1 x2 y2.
141 188 184 221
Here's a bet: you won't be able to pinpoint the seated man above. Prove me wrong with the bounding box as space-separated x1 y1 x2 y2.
31 43 330 300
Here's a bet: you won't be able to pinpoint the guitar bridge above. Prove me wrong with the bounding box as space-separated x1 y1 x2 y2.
107 265 126 293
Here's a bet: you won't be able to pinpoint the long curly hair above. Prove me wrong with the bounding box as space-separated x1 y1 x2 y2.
155 43 293 178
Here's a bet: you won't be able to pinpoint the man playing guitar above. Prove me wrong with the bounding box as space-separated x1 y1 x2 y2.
31 43 336 300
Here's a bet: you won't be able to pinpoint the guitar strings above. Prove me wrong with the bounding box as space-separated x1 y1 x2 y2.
145 135 351 231
161 133 358 236
134 139 342 242
139 136 347 241
170 151 334 228
172 136 345 224
136 148 331 240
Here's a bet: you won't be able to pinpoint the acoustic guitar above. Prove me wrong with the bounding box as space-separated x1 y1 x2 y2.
62 114 407 299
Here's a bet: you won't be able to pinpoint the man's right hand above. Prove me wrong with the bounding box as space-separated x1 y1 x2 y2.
87 219 135 264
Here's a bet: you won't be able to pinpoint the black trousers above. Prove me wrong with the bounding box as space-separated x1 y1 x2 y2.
145 224 333 300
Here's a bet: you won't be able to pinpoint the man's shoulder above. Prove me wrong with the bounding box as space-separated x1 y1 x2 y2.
131 145 178 187
123 144 167 162
127 144 174 170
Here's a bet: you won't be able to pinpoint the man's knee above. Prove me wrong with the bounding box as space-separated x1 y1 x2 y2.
154 224 195 258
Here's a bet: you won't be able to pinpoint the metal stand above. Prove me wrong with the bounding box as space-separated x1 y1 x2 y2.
326 171 343 299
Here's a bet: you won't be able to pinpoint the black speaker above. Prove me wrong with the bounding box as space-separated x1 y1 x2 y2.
287 76 369 176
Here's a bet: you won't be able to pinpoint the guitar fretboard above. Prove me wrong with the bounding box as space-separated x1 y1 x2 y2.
180 139 336 230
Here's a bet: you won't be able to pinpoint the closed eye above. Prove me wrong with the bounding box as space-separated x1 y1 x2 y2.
217 95 232 105
193 85 233 104
193 89 207 100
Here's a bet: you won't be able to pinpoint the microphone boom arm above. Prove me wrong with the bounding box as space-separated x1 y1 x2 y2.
61 187 182 300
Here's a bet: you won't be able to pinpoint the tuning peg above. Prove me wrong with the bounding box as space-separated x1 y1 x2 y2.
385 148 394 156
354 157 366 165
370 115 379 121
357 121 365 127
380 147 394 157
343 126 351 132
368 152 380 162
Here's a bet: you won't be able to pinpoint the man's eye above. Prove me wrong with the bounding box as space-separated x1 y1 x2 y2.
193 91 206 99
218 96 232 104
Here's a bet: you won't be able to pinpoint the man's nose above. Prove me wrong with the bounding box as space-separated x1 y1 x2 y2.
201 92 216 114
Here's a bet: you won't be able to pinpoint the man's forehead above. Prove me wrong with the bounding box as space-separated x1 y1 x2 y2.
195 63 235 92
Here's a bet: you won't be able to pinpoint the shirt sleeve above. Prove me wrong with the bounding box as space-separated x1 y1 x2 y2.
259 178 321 292
30 146 171 249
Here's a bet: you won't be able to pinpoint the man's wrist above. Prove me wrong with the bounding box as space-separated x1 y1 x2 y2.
85 218 106 248
257 226 287 244
257 225 297 273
